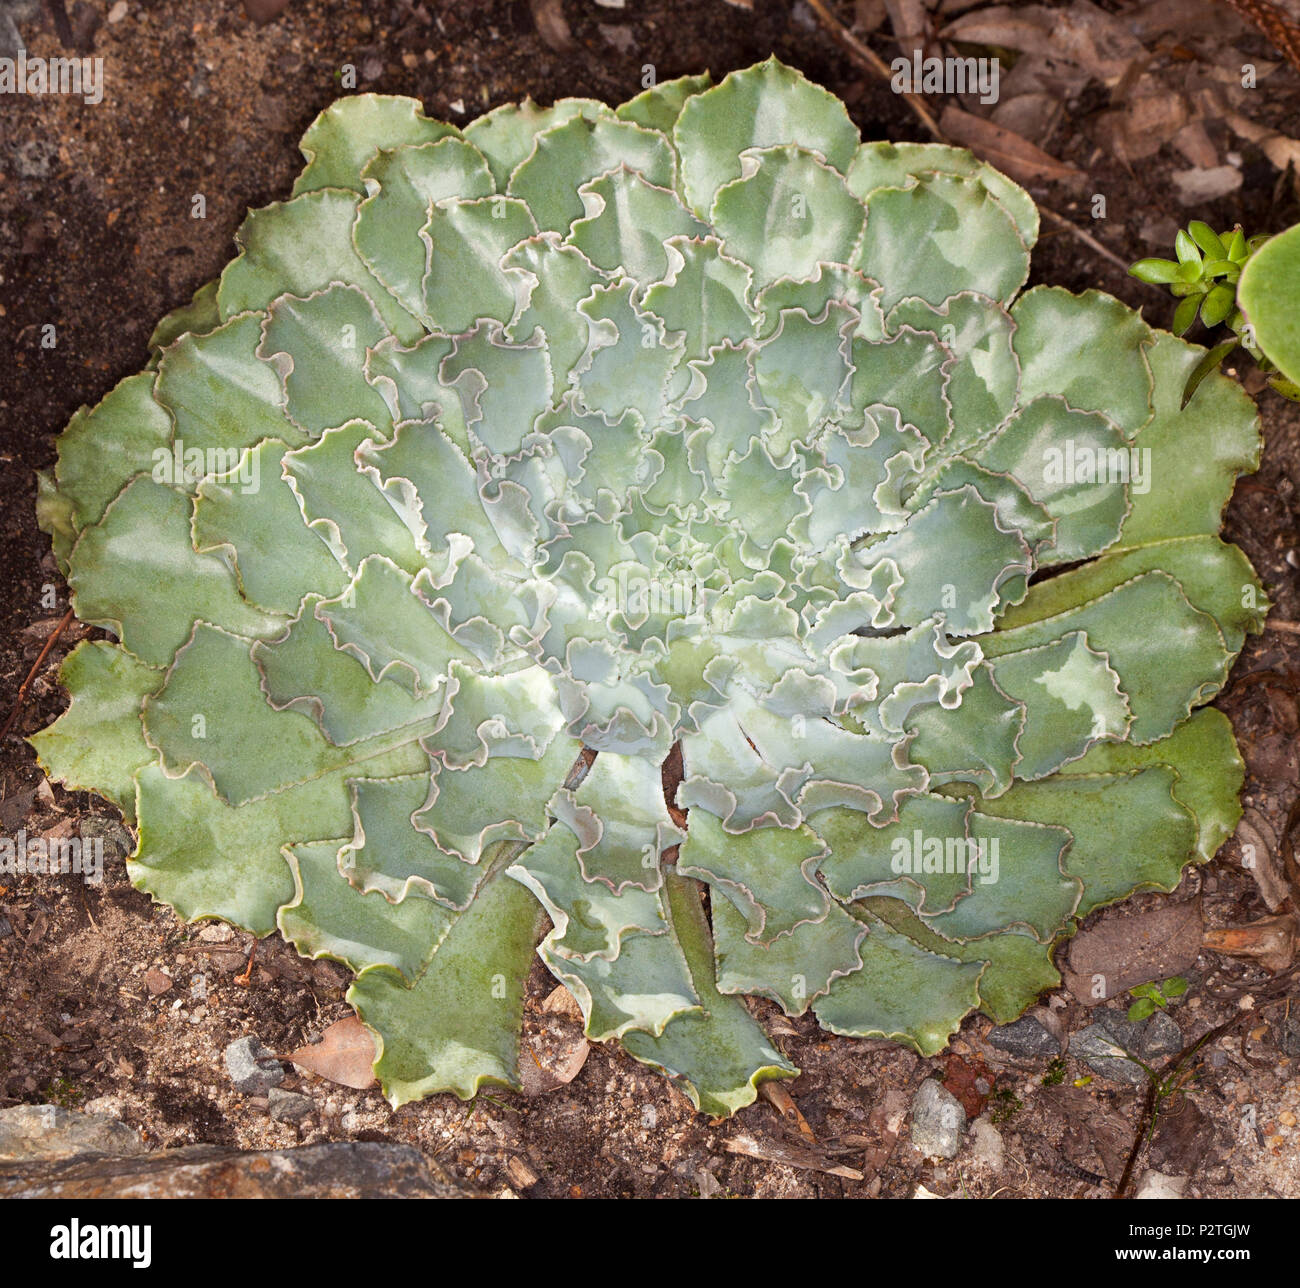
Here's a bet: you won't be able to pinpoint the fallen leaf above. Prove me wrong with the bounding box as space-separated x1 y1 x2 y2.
288 1015 379 1089
724 1132 864 1180
518 1013 589 1097
1064 898 1202 1005
939 106 1083 183
1205 914 1298 973
1233 811 1291 913
759 1080 816 1140
990 92 1062 147
529 0 574 51
1172 165 1243 203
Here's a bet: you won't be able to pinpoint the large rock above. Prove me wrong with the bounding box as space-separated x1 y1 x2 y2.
0 1142 471 1198
0 1106 147 1163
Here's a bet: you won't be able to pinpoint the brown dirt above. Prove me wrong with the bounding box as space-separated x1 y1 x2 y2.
2 0 1299 1198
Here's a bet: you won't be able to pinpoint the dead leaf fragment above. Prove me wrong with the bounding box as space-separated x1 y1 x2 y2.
518 1013 589 1097
505 1155 540 1190
1172 165 1243 203
1205 914 1298 973
1064 898 1202 1005
939 106 1083 183
724 1132 865 1180
530 0 574 51
288 1015 378 1089
1234 812 1291 912
760 1080 816 1140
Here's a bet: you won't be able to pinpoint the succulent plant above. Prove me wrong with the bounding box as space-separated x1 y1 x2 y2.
33 60 1265 1115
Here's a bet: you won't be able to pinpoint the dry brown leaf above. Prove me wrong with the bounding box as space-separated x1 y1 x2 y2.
724 1132 865 1180
288 1015 379 1089
1205 914 1298 972
1172 164 1243 203
1234 811 1291 913
885 0 932 55
941 7 1058 58
1129 0 1247 42
1063 897 1202 1004
990 92 1062 147
1222 108 1300 172
943 1 1143 82
854 0 888 33
759 1080 816 1140
518 1013 589 1096
939 105 1083 182
1173 120 1219 169
529 0 574 51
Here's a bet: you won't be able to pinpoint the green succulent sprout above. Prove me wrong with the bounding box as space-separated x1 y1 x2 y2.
33 60 1266 1115
1132 219 1300 405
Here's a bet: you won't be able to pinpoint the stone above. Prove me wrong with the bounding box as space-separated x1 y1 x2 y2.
224 1036 285 1095
987 1015 1060 1060
1071 1024 1147 1086
970 1118 1005 1171
267 1088 314 1122
1095 1006 1183 1062
0 1142 470 1198
143 968 173 995
910 1079 966 1159
1135 1169 1188 1199
0 1106 147 1163
1073 1006 1185 1085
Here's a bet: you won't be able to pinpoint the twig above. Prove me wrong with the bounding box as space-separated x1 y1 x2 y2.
234 940 258 988
803 0 949 143
44 0 74 48
1266 619 1300 635
1038 206 1160 286
0 608 75 743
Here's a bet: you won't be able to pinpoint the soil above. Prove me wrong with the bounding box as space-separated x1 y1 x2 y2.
1 0 1299 1199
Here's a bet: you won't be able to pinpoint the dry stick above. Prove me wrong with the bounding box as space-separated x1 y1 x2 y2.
0 608 75 743
803 0 1155 288
1038 205 1151 281
803 0 948 144
1266 619 1300 635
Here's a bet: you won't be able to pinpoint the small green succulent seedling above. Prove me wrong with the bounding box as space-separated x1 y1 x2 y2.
1131 221 1300 406
32 60 1266 1116
1126 975 1188 1021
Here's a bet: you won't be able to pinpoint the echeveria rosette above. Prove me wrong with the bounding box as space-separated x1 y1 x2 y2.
33 60 1266 1115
